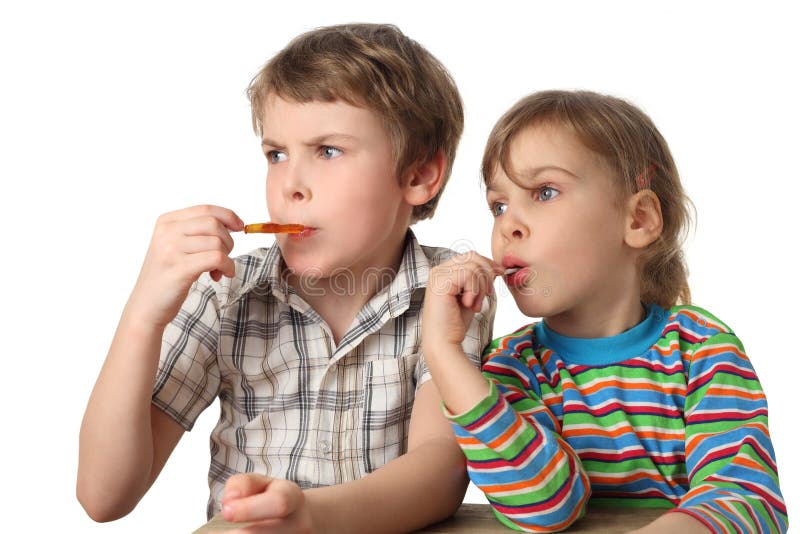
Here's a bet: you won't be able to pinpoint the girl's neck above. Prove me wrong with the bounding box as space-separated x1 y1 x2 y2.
544 294 646 339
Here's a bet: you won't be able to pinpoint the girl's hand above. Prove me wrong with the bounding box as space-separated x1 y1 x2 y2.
220 474 314 534
422 251 503 354
126 204 244 330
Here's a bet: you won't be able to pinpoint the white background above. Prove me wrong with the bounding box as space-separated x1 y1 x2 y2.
1 1 797 531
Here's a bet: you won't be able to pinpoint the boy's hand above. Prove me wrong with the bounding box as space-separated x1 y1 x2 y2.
220 474 314 534
127 204 244 329
422 251 503 353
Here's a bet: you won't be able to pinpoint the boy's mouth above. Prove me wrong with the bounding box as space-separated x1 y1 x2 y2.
288 227 318 240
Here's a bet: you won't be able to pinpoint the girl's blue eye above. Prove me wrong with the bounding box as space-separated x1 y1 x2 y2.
321 146 343 159
489 202 507 217
267 150 287 164
537 186 559 201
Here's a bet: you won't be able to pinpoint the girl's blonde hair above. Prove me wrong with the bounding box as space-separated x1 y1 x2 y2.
247 23 464 223
482 90 693 309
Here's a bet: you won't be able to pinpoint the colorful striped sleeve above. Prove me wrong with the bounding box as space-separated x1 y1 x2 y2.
448 340 590 532
676 331 788 533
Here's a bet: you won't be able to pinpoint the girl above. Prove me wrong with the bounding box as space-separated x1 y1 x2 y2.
421 90 787 533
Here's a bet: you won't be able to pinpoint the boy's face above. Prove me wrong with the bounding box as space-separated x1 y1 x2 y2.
261 96 414 282
487 124 636 321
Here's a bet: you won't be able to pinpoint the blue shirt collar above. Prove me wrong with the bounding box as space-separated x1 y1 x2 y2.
533 303 669 365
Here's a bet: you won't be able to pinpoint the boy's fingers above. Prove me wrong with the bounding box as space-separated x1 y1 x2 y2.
187 251 236 279
223 479 303 523
178 216 236 247
181 235 234 255
223 473 272 503
160 204 245 231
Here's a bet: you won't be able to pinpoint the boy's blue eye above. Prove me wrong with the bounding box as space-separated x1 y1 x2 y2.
267 150 287 164
489 202 507 217
321 146 343 159
537 186 559 201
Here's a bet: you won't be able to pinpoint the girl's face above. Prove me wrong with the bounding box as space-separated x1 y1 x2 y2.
487 123 640 329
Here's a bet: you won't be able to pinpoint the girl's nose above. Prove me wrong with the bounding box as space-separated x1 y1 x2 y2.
502 211 530 241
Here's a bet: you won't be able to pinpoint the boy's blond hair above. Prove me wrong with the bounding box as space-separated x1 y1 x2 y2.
482 90 693 309
247 23 463 223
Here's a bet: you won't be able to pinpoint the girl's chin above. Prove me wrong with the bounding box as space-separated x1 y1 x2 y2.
512 290 558 318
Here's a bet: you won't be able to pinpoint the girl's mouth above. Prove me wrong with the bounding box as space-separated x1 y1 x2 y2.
505 266 531 288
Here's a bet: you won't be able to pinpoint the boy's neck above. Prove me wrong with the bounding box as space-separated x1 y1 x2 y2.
288 232 408 346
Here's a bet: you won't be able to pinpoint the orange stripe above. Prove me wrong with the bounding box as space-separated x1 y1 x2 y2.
487 414 523 449
732 455 767 472
480 450 566 493
562 426 682 441
687 422 769 448
691 344 746 363
704 386 765 400
575 379 683 396
590 471 682 488
679 309 723 331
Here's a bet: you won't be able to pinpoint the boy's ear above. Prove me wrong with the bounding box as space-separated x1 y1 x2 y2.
402 149 447 206
624 190 663 249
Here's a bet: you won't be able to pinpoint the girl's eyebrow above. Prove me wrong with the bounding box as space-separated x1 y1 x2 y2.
486 165 580 193
515 165 581 181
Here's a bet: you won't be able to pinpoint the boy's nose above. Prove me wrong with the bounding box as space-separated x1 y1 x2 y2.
282 164 312 202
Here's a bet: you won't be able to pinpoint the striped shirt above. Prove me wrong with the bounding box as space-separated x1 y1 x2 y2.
449 304 787 533
152 231 495 518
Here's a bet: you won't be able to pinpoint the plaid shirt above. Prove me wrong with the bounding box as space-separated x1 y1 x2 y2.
152 232 495 517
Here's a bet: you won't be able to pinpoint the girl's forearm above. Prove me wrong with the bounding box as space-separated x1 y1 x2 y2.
77 304 164 520
423 343 492 415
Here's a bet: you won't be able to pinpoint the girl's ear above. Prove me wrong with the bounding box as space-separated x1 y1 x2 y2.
402 149 446 207
624 190 663 249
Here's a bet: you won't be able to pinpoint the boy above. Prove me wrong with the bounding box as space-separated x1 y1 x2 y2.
77 24 495 532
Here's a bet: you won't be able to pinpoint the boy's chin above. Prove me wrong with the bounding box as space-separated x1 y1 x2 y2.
281 257 343 282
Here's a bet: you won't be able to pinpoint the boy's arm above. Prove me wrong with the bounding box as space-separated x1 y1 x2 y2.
77 205 242 522
219 380 469 534
77 315 186 521
665 333 788 533
308 380 470 532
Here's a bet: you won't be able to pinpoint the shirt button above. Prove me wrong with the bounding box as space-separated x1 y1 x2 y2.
318 440 332 455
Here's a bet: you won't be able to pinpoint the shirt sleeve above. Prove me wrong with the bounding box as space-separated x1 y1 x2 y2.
415 289 496 388
447 337 591 532
152 274 222 431
674 332 788 533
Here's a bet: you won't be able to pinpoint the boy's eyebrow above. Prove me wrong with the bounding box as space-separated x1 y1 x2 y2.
303 133 360 146
261 137 282 148
260 133 359 148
